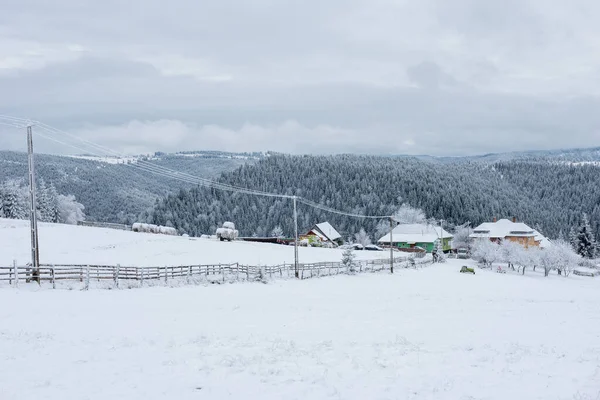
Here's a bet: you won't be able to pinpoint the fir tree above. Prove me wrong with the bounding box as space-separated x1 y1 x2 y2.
341 248 357 274
0 181 26 220
573 213 596 259
270 225 284 238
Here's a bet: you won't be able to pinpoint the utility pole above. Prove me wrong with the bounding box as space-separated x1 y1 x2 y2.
389 216 394 274
293 196 299 278
27 125 40 283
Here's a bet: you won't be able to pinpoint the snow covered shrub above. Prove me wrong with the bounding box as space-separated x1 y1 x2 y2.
471 239 500 268
499 240 523 270
57 195 85 224
452 223 473 252
342 248 357 274
433 239 446 263
393 203 426 224
270 225 284 238
553 240 580 277
354 228 371 247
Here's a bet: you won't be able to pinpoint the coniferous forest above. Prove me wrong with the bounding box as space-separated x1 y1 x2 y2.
142 152 600 242
2 149 600 242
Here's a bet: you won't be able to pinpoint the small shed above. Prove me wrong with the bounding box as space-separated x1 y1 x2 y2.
301 222 343 246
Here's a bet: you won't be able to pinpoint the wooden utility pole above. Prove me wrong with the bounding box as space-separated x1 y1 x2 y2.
27 125 40 283
389 217 394 274
293 196 299 278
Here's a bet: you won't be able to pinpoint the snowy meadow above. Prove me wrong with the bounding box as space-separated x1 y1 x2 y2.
1 219 599 399
1 262 599 400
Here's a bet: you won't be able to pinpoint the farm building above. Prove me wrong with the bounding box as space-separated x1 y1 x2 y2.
300 222 343 246
377 223 453 253
470 218 551 248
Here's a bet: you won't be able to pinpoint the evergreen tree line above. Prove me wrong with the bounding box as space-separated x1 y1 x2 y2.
0 151 252 225
0 179 85 224
142 154 600 243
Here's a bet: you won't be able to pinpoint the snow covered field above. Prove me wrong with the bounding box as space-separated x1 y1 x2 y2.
1 261 600 399
0 218 390 267
1 218 600 399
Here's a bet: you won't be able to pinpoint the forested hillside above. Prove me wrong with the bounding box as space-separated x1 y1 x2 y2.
0 151 257 224
143 154 600 241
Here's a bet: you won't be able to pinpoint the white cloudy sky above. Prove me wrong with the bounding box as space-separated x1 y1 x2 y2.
1 0 600 156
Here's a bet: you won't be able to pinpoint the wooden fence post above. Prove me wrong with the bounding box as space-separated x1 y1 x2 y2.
51 265 55 289
12 260 18 287
85 266 90 291
114 264 120 289
164 266 168 284
187 266 191 284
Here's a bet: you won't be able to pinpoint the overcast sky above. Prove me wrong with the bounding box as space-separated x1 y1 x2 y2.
1 0 599 156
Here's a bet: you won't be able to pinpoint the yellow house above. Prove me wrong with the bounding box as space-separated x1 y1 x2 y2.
470 218 547 248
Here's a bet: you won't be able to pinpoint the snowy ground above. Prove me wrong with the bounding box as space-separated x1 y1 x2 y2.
1 219 600 399
0 218 390 267
1 259 600 400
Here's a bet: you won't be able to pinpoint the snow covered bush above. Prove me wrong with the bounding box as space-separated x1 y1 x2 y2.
433 239 446 263
342 248 357 274
354 228 371 247
393 203 426 224
452 223 473 251
270 225 284 238
499 240 523 270
56 194 85 224
471 239 500 268
552 240 580 277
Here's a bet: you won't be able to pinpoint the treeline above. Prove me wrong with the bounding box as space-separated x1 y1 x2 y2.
0 179 85 224
143 154 600 241
0 151 252 224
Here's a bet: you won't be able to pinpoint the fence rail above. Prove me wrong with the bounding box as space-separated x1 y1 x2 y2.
77 221 132 231
0 253 431 289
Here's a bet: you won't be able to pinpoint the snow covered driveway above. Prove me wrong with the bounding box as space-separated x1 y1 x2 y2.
1 263 599 399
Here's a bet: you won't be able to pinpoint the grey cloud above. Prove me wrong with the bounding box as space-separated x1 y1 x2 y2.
1 0 600 156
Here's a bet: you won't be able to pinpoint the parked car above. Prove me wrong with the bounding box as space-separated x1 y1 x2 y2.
216 222 239 242
364 244 383 251
457 248 469 259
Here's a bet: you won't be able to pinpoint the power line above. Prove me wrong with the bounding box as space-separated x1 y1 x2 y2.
2 115 392 219
298 198 390 219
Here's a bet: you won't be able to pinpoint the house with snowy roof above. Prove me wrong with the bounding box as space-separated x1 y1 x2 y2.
377 223 453 253
470 218 551 248
301 222 343 246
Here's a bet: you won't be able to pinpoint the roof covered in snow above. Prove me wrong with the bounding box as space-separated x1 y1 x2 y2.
377 223 453 244
533 231 553 248
313 222 341 242
470 219 537 239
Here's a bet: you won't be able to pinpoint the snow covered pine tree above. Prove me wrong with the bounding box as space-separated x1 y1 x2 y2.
573 213 597 259
342 248 357 274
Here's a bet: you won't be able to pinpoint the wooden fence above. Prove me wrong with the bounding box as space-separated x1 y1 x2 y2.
0 254 431 289
77 221 132 231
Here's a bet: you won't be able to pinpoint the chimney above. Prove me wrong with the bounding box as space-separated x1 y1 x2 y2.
493 217 497 223
512 216 517 223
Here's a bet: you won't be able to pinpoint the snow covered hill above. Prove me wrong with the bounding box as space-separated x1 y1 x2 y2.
0 218 389 267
